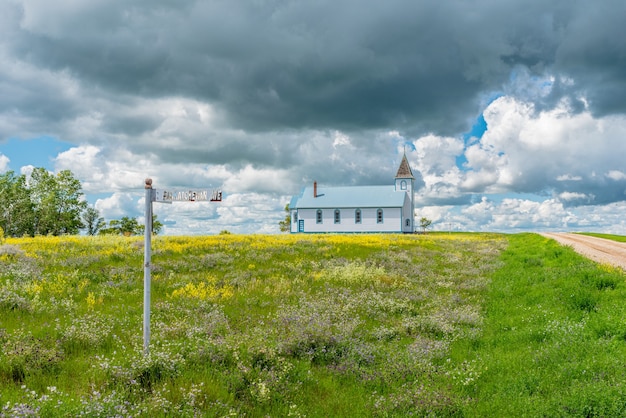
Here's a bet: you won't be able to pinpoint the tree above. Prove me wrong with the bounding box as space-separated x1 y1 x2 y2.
29 167 57 235
419 217 432 234
29 168 87 235
82 206 106 236
54 170 88 234
0 171 35 237
98 219 120 235
100 215 162 236
279 204 291 232
120 217 141 236
137 214 163 235
151 214 163 235
99 217 141 236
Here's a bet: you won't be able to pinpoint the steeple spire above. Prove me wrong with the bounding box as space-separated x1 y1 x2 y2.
395 152 414 179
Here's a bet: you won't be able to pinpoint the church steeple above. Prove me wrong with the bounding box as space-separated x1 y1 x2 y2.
394 152 415 233
395 153 414 179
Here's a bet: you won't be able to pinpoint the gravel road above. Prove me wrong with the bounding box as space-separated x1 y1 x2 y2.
541 233 626 271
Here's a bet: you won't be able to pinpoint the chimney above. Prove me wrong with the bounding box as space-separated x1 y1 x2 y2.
313 181 317 198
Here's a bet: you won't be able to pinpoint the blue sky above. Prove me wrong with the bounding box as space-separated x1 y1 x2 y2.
2 0 626 235
1 137 72 172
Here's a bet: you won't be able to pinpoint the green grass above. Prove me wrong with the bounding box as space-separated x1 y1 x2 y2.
462 233 626 416
578 232 626 243
1 233 626 416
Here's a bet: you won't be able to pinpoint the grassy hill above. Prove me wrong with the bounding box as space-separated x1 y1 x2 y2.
1 233 625 416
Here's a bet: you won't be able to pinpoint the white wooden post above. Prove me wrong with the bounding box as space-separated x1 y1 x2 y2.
143 178 153 354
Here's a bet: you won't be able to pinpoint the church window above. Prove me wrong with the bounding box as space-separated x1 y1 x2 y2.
316 210 323 224
355 209 362 224
293 212 298 223
405 218 411 227
377 209 384 224
334 209 341 224
400 180 407 190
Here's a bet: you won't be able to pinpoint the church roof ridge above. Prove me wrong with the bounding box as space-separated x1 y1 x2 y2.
395 153 414 179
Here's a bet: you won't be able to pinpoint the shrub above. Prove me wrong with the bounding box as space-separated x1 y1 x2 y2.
0 287 32 312
0 330 63 383
97 347 185 390
275 296 361 364
57 313 114 353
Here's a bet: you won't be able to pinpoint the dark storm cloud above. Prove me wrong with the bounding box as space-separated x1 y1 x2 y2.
9 0 625 140
143 135 300 167
176 134 406 193
3 0 626 209
552 0 626 116
558 177 626 207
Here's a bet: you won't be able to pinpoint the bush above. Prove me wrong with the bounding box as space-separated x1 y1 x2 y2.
0 330 63 383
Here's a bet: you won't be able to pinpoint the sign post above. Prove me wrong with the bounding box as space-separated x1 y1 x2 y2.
142 179 222 355
143 179 153 354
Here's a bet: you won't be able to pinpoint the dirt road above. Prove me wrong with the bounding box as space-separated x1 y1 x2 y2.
541 233 626 271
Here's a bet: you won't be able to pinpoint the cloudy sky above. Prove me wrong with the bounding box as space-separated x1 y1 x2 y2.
1 0 626 234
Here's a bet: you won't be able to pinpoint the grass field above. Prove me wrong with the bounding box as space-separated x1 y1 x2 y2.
1 233 626 417
578 232 626 243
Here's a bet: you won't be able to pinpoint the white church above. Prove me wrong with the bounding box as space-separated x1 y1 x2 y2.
289 154 416 233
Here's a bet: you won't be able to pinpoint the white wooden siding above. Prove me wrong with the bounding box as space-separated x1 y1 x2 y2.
295 207 403 233
401 197 413 233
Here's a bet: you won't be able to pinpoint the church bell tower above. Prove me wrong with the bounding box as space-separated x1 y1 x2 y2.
395 153 415 232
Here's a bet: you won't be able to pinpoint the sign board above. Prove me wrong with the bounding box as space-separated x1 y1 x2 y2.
143 179 222 355
154 189 222 202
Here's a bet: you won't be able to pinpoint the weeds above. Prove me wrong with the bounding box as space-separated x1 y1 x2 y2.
2 232 624 416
